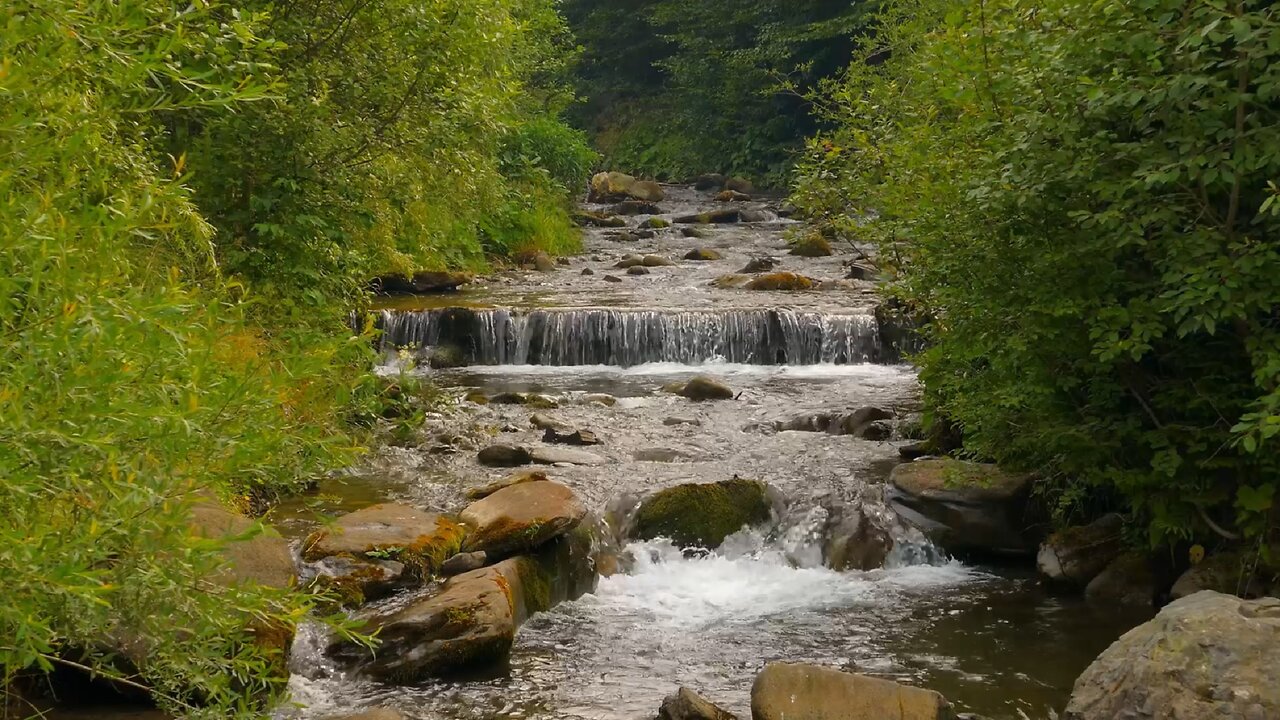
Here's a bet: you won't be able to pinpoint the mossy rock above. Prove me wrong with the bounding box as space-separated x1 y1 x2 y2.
303 504 465 580
684 248 723 261
631 478 774 549
789 233 834 257
747 272 815 291
644 217 671 229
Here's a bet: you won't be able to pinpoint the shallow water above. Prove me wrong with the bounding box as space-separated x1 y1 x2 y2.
280 184 1139 720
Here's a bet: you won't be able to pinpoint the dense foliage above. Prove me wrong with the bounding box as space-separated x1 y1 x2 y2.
564 0 875 184
1 0 587 715
794 0 1280 548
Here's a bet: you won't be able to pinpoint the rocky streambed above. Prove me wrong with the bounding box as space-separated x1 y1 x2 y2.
257 178 1275 720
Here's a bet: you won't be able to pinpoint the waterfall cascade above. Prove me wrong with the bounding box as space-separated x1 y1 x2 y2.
376 307 888 366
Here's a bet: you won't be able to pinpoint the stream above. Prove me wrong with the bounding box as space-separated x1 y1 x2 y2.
276 185 1137 720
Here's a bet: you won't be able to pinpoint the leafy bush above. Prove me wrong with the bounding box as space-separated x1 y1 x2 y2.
794 0 1280 546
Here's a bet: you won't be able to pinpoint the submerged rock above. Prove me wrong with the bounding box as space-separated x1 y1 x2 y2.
681 226 710 238
459 481 587 557
302 503 465 579
1066 591 1280 720
631 478 773 549
603 274 623 283
823 505 893 571
739 209 772 223
642 254 675 267
1037 513 1125 588
888 458 1038 558
613 199 660 215
751 662 951 720
674 209 740 224
677 376 735 401
324 709 407 720
573 210 628 228
657 687 737 720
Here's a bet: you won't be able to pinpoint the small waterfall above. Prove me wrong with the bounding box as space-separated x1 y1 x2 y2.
376 307 885 366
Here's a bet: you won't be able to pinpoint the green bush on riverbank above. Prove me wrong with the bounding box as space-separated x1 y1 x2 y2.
1 0 587 714
793 0 1280 549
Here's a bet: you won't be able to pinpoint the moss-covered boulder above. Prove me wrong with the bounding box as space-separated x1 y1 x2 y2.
190 502 296 590
644 217 671 229
459 481 587 557
1037 513 1125 588
684 248 723 261
630 180 666 202
329 564 516 681
747 272 815 291
302 504 465 579
715 190 751 202
888 458 1039 558
307 555 409 606
789 233 834 257
631 478 773 549
1171 549 1280 600
725 176 754 194
677 376 734 401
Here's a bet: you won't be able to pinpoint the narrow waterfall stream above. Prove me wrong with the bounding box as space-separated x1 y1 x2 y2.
279 184 1136 720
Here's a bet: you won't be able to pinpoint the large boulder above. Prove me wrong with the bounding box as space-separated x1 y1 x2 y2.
675 209 741 224
751 663 951 720
329 527 597 682
630 180 666 202
301 503 465 579
888 458 1038 558
631 478 773 549
1084 552 1157 610
1037 514 1125 588
1171 549 1280 600
658 687 737 720
1065 591 1280 720
190 503 296 590
823 505 894 571
329 564 517 681
590 171 636 202
677 376 735 401
459 481 587 557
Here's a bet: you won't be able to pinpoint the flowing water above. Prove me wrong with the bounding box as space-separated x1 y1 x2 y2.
278 185 1138 720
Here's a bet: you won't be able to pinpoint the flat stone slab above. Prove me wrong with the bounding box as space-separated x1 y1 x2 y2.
460 481 587 556
302 503 464 578
528 446 606 466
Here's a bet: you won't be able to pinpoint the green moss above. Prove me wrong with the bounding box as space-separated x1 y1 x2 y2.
514 557 553 614
402 517 467 578
633 479 772 548
789 231 834 257
644 217 671 229
747 272 815 291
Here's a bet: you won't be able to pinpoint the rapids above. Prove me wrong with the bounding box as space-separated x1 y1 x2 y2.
275 183 1136 720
